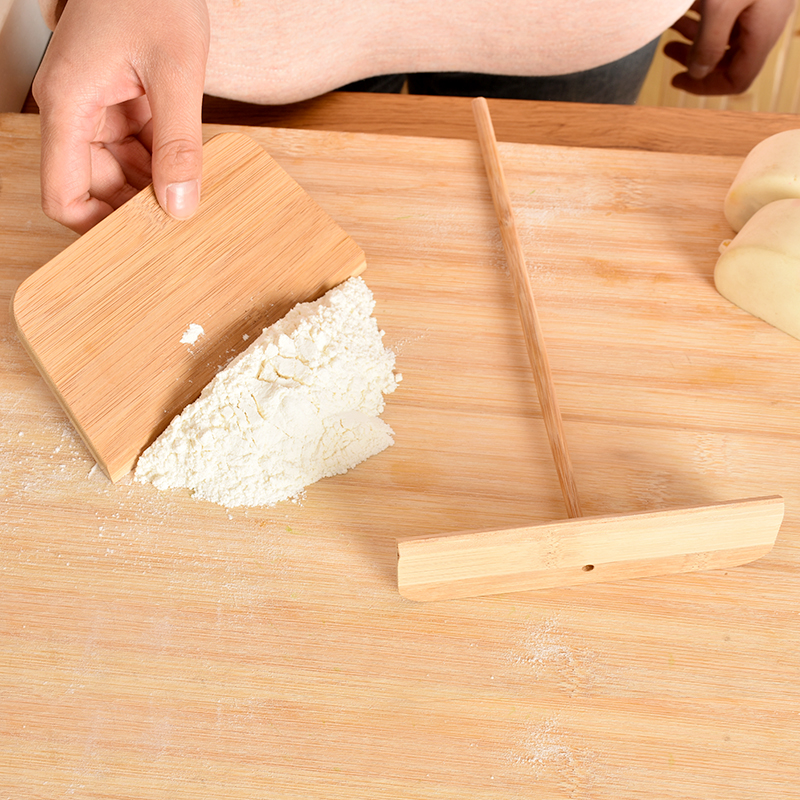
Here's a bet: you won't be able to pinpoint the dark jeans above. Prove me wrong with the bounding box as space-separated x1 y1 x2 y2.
341 37 659 105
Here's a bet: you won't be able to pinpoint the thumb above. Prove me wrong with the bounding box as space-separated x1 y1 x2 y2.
152 125 203 220
145 48 207 220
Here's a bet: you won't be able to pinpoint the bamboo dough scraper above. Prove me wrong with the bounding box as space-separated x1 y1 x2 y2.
395 99 784 602
11 132 366 482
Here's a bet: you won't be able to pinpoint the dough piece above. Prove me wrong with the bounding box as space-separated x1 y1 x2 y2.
715 198 800 341
134 276 400 507
724 129 800 232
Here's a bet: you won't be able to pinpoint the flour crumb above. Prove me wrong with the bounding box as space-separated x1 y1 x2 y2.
180 323 205 345
135 277 400 508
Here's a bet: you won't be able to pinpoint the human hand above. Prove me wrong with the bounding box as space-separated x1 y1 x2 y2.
664 0 795 95
33 0 210 233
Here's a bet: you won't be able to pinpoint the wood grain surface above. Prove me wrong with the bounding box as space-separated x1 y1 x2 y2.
11 131 365 482
196 91 800 157
395 98 784 602
2 110 800 799
25 90 800 155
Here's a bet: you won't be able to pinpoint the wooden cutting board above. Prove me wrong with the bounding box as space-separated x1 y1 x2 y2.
10 131 365 482
2 113 799 800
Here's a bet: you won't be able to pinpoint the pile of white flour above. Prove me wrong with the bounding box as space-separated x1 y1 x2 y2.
134 277 400 507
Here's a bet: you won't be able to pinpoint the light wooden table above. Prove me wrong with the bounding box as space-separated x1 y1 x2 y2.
3 94 800 799
199 90 800 155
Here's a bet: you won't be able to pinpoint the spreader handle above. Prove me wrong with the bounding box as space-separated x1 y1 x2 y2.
472 96 582 519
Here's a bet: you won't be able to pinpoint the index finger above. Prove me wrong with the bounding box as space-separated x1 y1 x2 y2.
37 104 115 234
685 0 741 80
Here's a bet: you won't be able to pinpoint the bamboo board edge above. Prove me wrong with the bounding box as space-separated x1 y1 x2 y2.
396 495 785 601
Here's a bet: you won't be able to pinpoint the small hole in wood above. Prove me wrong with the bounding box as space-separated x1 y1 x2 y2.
582 564 594 572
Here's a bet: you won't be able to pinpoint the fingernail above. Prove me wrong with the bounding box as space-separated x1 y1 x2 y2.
165 179 200 219
688 63 712 80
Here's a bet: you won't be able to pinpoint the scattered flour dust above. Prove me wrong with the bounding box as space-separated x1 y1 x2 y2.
135 277 401 508
512 718 577 775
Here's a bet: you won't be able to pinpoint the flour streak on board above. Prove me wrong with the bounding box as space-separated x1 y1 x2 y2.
508 616 602 697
